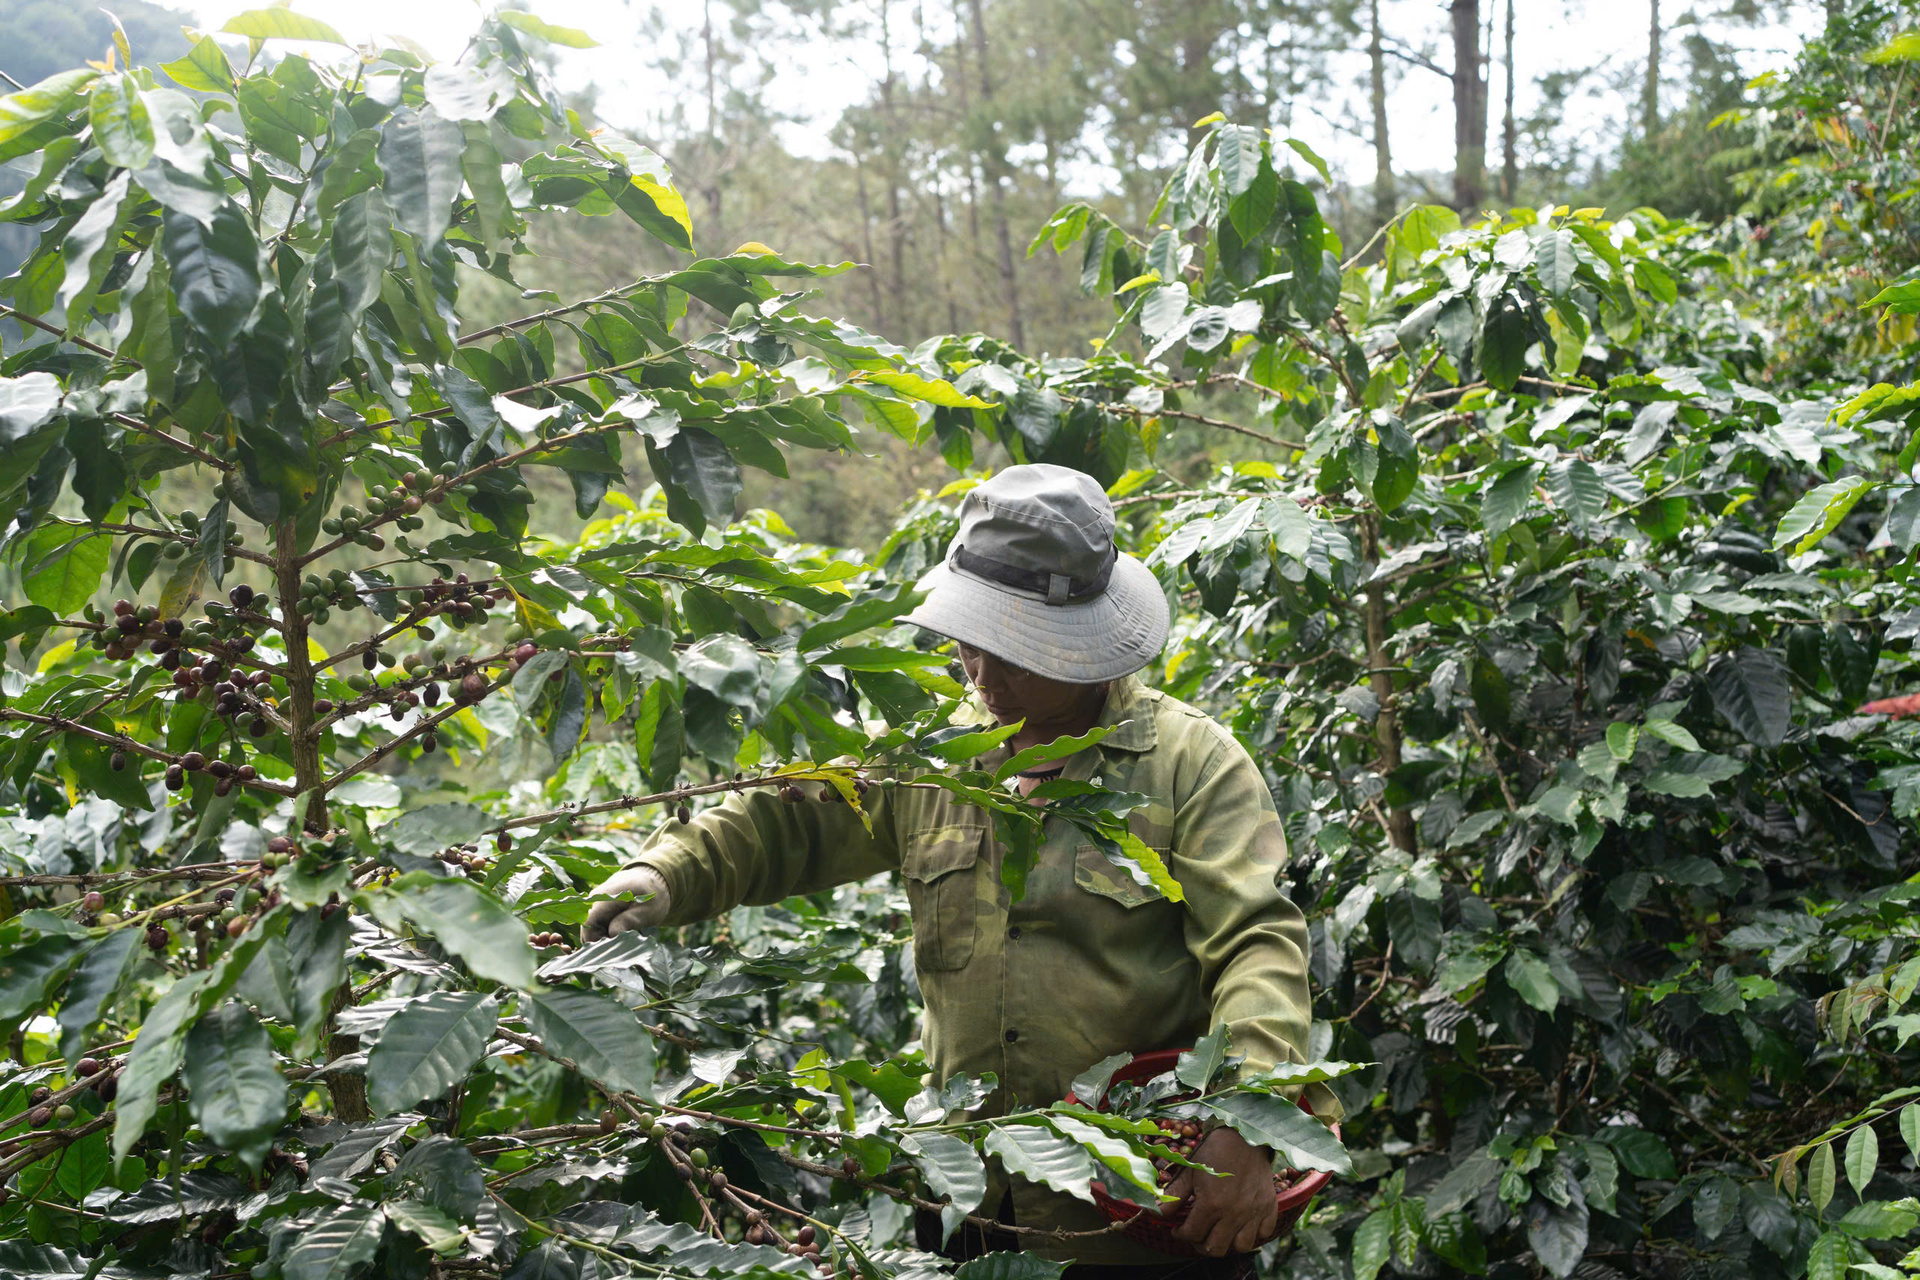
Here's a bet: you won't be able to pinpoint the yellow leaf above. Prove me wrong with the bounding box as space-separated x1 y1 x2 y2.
1573 207 1605 219
1117 272 1162 294
629 173 693 245
37 639 77 672
453 707 487 749
307 637 329 662
1551 205 1570 217
731 240 778 256
1190 110 1225 128
510 587 562 638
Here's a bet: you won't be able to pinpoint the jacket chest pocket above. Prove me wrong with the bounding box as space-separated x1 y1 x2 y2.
904 824 986 972
1073 844 1168 910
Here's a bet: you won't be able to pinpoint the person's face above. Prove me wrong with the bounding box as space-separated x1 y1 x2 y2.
956 642 1100 727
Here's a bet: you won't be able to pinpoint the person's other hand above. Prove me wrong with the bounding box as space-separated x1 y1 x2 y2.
1163 1125 1277 1257
583 866 671 941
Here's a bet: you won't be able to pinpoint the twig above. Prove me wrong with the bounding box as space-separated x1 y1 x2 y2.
0 709 298 796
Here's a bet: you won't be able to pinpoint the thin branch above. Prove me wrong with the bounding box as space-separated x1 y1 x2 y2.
0 709 298 795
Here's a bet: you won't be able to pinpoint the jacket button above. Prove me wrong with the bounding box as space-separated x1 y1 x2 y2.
1004 1029 1019 1044
1007 926 1022 940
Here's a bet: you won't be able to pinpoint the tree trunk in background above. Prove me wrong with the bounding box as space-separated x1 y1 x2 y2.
703 0 718 136
853 152 886 331
878 5 906 337
1501 0 1517 201
950 14 983 257
1451 0 1485 213
1370 0 1395 223
1643 0 1661 138
966 0 1025 351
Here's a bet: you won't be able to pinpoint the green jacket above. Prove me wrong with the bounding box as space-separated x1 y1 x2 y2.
633 676 1319 1264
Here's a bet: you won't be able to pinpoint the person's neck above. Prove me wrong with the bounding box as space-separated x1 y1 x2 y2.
1005 686 1111 755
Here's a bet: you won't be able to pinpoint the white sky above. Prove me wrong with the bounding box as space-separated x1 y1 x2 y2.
184 0 1825 195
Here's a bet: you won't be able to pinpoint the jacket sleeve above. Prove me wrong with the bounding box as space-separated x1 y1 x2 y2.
1172 728 1339 1117
632 783 901 926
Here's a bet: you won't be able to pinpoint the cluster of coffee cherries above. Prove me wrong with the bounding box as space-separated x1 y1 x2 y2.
436 841 495 877
1145 1116 1208 1186
24 1055 118 1129
777 776 873 805
162 749 261 796
656 1130 831 1272
529 930 572 951
318 469 447 549
85 585 273 724
415 573 514 628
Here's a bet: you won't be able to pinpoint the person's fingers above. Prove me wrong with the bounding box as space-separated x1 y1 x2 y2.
1174 1185 1222 1243
583 899 625 942
1201 1209 1241 1258
1231 1212 1264 1255
607 908 647 936
1160 1169 1192 1215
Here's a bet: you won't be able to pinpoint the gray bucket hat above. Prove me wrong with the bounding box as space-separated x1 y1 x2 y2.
903 464 1169 684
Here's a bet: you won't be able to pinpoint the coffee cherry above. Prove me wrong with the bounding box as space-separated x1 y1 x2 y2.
600 1109 619 1133
146 925 168 951
709 1171 729 1191
267 836 292 854
633 1112 657 1130
796 1226 816 1246
28 1106 51 1127
165 765 185 791
236 764 256 781
689 1148 710 1170
496 833 512 852
746 1225 767 1246
227 916 249 938
96 1076 117 1103
229 584 254 608
677 805 692 824
458 673 488 702
181 751 206 772
30 1086 50 1104
81 891 106 912
53 1104 73 1122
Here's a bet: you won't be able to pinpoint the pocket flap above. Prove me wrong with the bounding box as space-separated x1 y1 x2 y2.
1073 844 1167 909
904 825 984 882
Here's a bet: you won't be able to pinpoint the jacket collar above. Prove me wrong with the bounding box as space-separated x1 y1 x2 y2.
1093 675 1158 753
966 674 1159 769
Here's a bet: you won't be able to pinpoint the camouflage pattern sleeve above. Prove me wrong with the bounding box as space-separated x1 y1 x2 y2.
631 785 900 926
1170 725 1323 1101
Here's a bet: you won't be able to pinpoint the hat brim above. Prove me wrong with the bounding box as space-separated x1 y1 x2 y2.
902 553 1170 684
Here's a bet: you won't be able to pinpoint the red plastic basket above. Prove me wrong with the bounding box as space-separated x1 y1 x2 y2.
1065 1048 1337 1257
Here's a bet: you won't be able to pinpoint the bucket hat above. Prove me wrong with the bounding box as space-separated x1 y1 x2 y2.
903 464 1169 684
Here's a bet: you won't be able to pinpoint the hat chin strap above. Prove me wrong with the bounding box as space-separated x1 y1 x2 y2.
950 542 1117 605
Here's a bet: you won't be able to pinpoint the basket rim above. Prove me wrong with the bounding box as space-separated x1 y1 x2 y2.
1063 1047 1339 1249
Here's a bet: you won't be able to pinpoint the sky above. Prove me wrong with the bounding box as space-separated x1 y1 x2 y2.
181 0 1826 195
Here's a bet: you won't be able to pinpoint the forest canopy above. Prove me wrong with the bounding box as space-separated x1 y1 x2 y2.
0 4 1917 1280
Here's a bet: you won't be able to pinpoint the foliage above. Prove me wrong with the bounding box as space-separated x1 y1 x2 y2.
0 13 1349 1280
4 7 1920 1280
935 97 1920 1278
1721 0 1920 387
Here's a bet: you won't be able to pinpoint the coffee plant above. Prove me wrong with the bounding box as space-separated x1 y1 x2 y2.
3 5 1920 1280
0 10 1358 1280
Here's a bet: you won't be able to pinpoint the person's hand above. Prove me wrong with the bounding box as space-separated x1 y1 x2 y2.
1163 1125 1277 1257
583 866 671 941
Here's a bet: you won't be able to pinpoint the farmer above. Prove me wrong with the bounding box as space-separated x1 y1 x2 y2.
586 464 1320 1276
